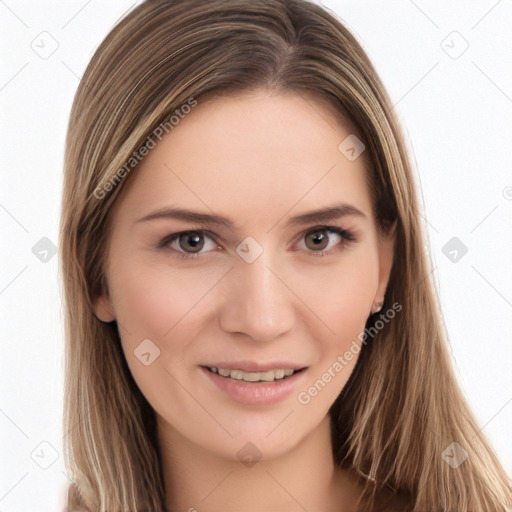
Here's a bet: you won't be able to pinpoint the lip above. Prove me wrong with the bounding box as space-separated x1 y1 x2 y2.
204 361 306 372
200 365 308 405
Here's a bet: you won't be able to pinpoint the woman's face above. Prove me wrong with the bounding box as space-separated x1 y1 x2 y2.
94 90 394 462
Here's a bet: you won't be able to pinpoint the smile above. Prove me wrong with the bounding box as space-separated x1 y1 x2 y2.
200 365 308 405
207 366 300 383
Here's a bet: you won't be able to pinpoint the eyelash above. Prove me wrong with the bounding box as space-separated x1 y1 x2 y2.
157 225 356 261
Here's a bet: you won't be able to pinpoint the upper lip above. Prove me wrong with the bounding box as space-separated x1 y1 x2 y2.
202 361 307 372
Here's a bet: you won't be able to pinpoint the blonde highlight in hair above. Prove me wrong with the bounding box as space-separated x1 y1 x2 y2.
60 1 511 510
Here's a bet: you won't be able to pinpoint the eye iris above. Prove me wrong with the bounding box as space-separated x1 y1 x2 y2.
179 232 204 253
305 230 329 251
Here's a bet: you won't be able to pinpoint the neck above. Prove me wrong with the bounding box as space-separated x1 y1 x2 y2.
157 414 362 512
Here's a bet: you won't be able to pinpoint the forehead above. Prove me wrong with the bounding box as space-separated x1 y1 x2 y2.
111 91 373 227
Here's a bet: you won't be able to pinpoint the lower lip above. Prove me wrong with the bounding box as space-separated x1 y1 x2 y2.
200 366 307 405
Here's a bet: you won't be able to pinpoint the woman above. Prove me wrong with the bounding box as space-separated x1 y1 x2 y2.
60 0 511 510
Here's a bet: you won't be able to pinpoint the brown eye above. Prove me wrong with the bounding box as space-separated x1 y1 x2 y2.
159 230 219 259
298 226 354 255
177 231 205 253
304 229 330 251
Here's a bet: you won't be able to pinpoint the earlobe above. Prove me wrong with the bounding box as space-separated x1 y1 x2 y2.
92 282 116 323
370 302 383 315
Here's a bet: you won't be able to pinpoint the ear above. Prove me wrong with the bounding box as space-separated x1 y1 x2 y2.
92 278 116 323
373 220 396 310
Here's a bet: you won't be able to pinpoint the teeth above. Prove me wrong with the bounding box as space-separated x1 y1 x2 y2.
208 367 297 382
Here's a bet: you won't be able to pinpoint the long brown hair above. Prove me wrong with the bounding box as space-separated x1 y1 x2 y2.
60 0 511 510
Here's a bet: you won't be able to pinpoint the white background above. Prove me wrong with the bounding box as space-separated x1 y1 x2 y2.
0 1 511 510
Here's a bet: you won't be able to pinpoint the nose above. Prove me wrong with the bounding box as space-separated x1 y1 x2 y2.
218 249 295 343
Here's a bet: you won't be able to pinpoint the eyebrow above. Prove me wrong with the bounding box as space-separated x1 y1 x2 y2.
135 202 367 231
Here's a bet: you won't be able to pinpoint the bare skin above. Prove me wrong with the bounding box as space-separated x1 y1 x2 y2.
94 89 396 511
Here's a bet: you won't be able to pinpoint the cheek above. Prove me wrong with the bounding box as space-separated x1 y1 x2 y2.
302 252 378 391
292 255 378 412
299 251 379 340
109 258 224 341
106 259 223 412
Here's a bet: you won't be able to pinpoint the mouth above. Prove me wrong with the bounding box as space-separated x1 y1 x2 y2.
200 364 309 405
203 366 307 384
